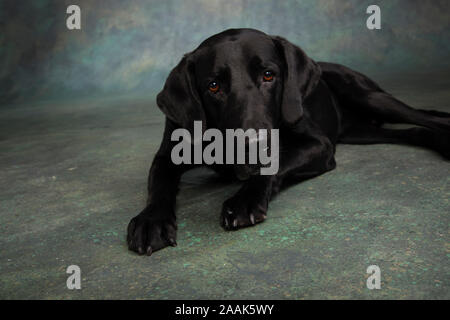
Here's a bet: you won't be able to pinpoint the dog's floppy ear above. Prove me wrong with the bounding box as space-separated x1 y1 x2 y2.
272 36 322 126
156 54 205 135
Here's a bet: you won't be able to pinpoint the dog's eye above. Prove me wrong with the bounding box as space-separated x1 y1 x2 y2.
263 70 274 82
208 81 219 93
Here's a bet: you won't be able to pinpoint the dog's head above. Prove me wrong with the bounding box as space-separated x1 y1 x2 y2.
157 28 321 177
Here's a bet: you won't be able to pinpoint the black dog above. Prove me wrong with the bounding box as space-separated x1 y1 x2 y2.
127 28 450 255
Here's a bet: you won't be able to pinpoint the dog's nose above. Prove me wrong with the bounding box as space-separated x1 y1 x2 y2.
244 132 270 164
247 134 265 146
245 132 269 154
234 131 272 180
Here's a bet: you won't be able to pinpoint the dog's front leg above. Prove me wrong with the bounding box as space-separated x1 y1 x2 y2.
221 175 275 230
221 132 336 230
127 155 183 255
127 120 192 255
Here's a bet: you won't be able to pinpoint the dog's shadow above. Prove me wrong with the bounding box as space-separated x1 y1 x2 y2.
175 167 242 230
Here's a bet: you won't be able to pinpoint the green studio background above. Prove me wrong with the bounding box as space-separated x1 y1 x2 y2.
1 0 449 105
1 0 449 300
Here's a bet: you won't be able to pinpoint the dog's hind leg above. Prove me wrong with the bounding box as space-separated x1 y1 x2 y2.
320 63 450 133
352 92 450 133
339 124 450 160
415 108 450 118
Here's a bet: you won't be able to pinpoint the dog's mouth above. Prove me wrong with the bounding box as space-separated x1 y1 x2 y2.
234 160 275 181
233 143 269 181
231 132 279 180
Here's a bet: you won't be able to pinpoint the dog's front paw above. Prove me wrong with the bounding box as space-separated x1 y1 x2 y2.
127 210 177 255
221 195 267 230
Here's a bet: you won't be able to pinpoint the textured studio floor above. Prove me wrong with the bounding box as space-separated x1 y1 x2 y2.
0 73 449 299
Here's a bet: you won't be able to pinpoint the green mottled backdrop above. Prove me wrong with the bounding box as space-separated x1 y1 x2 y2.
1 0 449 105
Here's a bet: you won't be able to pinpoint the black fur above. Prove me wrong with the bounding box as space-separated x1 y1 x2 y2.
127 28 450 255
